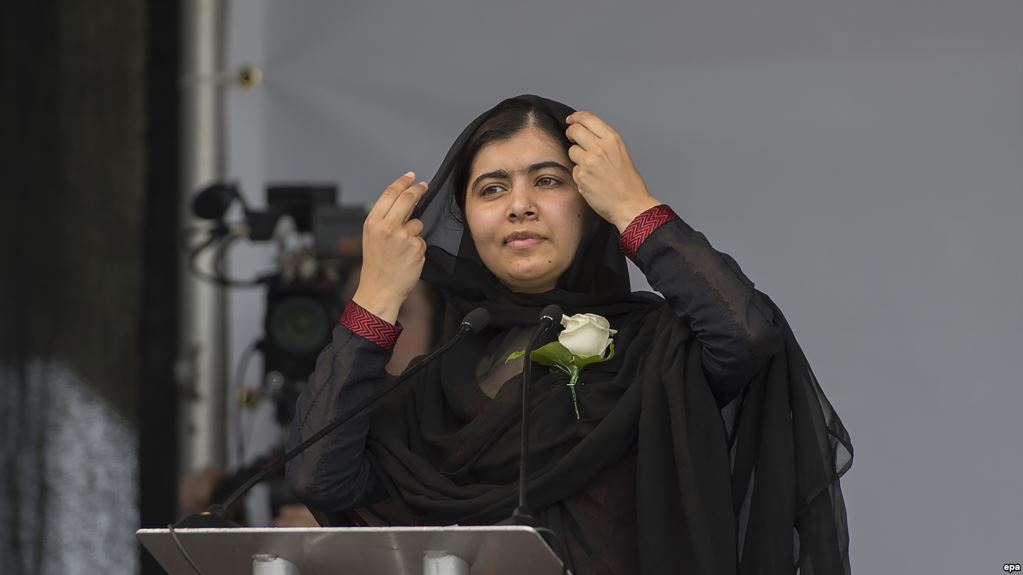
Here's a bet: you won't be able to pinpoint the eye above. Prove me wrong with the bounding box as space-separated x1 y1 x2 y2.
479 183 505 197
536 176 560 188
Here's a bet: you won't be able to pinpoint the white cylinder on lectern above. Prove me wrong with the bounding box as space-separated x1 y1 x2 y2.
423 550 470 575
252 553 300 575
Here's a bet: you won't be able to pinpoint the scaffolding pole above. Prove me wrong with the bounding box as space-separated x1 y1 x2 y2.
177 0 229 476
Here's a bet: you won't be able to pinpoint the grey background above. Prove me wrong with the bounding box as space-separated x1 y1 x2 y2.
225 1 1023 572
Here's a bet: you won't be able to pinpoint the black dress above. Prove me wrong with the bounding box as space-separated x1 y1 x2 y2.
288 214 783 574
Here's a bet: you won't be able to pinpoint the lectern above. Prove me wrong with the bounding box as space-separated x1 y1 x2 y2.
137 526 564 575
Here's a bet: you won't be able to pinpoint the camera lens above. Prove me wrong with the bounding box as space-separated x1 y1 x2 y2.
267 296 332 356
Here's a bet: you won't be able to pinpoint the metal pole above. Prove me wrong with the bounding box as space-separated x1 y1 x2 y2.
177 0 229 474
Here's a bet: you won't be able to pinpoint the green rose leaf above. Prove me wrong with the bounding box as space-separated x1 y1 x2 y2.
506 341 574 367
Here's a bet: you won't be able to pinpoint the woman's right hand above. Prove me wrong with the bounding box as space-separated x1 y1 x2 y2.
351 172 428 324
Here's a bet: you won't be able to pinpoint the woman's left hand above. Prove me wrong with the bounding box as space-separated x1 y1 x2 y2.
566 111 663 232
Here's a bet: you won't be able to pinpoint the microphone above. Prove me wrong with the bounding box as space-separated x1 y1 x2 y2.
537 305 561 329
506 304 562 525
173 306 490 528
191 182 242 221
460 307 490 335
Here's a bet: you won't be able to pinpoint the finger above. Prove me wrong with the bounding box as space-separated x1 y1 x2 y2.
572 165 586 187
368 171 416 219
566 123 602 151
403 217 424 237
566 111 616 139
382 181 428 225
567 144 586 165
383 181 427 224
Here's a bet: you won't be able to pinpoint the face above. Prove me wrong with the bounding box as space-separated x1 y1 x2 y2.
464 127 588 293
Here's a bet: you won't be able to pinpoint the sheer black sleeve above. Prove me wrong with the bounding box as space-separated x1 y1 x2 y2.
630 214 783 406
284 324 391 512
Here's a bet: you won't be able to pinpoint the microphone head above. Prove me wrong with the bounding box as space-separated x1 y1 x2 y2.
192 182 239 220
461 307 490 334
539 304 562 326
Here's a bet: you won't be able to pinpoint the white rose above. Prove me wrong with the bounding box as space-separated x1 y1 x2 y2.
558 313 618 358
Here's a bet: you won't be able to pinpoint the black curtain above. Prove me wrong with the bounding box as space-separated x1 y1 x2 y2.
0 2 180 573
138 1 182 574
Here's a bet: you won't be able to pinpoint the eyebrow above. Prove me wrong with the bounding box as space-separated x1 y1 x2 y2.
470 160 572 193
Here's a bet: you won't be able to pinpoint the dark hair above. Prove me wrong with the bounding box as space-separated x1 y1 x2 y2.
450 98 572 219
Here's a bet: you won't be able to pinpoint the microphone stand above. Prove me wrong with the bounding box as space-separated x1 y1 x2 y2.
173 307 490 528
505 305 562 526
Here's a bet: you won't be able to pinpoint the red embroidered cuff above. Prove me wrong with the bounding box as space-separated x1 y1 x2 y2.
618 204 680 260
339 300 402 350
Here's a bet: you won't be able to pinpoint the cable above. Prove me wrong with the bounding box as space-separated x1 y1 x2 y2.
232 340 260 465
177 223 219 253
182 226 270 288
534 526 573 575
167 523 206 575
212 232 239 279
188 235 267 288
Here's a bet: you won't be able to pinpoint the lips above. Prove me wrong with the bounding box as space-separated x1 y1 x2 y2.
504 231 546 248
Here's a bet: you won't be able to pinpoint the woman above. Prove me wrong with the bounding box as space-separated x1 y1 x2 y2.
286 95 853 574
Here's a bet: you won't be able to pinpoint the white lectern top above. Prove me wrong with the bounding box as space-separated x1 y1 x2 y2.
137 526 565 575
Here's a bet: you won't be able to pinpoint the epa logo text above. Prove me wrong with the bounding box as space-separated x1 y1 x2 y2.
1004 564 1021 572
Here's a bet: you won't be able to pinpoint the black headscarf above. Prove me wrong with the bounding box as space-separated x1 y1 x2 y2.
362 95 853 574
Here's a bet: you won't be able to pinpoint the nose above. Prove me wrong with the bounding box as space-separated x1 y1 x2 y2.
507 180 537 221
